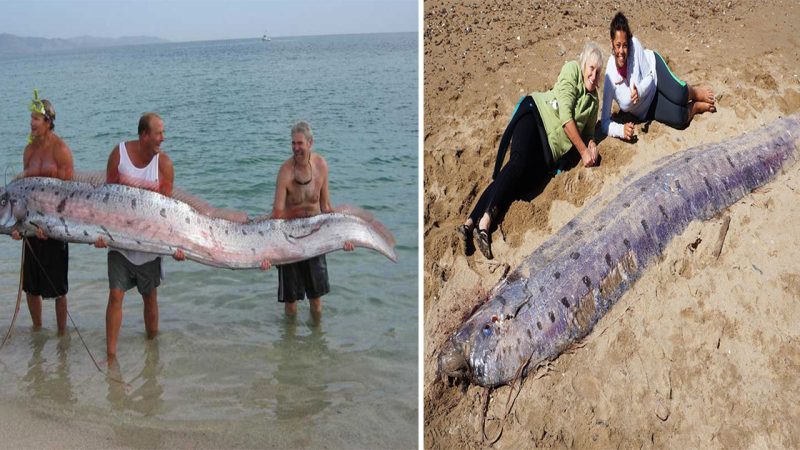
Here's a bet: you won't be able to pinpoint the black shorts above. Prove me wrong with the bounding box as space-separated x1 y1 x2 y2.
23 237 69 298
277 255 330 303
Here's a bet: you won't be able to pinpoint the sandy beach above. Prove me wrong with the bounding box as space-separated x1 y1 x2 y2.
423 0 800 447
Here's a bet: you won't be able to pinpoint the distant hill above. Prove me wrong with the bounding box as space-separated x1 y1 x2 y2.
0 33 169 55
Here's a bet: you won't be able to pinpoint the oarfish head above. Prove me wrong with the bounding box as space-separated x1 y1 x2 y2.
0 188 26 233
437 336 470 384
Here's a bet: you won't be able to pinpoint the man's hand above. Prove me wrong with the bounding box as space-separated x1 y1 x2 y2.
173 248 185 261
631 82 639 105
623 122 636 141
343 241 355 251
94 236 108 248
11 229 22 241
260 259 272 271
35 228 47 240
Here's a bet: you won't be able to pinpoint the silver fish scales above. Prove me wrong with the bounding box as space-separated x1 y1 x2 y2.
438 114 800 387
0 178 396 269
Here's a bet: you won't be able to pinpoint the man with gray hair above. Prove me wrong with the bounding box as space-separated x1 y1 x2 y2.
260 121 353 321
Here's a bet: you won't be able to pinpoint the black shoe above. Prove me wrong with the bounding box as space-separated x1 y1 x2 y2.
457 224 474 255
474 228 493 260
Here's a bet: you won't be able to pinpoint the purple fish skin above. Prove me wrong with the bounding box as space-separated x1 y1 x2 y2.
438 114 800 387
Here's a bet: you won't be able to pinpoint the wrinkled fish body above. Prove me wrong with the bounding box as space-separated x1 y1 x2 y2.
0 178 396 269
439 114 800 387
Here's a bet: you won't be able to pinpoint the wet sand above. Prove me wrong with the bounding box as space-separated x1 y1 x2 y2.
424 0 800 447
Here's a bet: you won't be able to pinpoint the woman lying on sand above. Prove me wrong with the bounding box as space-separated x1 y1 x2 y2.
601 12 716 141
459 42 604 259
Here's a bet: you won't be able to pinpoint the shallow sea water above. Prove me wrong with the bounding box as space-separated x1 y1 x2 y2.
0 32 417 447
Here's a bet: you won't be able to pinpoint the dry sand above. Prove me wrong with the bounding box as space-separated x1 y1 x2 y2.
423 0 800 448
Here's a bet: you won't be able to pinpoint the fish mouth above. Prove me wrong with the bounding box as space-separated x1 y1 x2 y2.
0 192 16 232
437 338 470 385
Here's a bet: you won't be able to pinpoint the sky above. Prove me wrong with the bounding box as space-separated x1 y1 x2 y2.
0 0 419 42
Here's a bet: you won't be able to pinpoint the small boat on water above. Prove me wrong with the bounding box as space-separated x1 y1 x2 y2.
261 32 270 42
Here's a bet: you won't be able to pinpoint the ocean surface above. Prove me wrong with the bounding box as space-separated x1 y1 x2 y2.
0 32 417 448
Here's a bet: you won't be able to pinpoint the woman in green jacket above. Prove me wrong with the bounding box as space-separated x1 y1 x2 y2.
459 42 604 259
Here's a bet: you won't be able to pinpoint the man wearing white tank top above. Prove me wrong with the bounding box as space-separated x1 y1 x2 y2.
94 113 185 360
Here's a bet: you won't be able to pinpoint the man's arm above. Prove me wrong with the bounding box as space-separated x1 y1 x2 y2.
316 156 353 251
22 145 32 174
55 142 74 181
158 153 175 197
318 157 332 213
271 163 290 219
106 147 121 184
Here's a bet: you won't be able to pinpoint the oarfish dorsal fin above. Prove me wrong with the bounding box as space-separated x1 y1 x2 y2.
334 204 396 247
72 170 250 223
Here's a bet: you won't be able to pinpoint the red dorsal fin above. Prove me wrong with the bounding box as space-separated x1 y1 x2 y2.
72 171 250 223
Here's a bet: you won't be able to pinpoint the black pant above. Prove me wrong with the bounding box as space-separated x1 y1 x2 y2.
646 52 690 129
23 237 69 298
469 110 550 225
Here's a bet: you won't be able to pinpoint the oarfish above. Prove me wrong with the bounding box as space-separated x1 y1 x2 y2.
438 114 800 387
0 178 396 268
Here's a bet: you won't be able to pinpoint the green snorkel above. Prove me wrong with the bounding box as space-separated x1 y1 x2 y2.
27 89 49 145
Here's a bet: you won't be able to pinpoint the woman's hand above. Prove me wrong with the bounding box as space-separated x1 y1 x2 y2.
630 82 639 105
564 120 598 167
583 140 599 167
623 122 636 141
260 259 272 271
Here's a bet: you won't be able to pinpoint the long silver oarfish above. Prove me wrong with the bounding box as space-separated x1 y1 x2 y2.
0 178 396 268
438 114 800 387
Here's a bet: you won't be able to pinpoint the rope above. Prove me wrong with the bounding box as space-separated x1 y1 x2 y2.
0 242 25 350
20 236 127 386
482 352 534 444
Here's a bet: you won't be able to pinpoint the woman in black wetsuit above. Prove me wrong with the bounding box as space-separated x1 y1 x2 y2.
459 42 605 260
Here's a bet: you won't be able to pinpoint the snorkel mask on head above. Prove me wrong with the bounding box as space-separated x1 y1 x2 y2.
27 89 52 144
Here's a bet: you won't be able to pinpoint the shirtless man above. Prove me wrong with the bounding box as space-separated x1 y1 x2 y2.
94 113 184 359
10 91 74 335
261 121 353 321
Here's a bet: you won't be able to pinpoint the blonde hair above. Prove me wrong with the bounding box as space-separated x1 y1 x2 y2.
579 42 604 73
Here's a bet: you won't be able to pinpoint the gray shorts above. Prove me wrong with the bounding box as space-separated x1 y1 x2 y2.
108 250 162 295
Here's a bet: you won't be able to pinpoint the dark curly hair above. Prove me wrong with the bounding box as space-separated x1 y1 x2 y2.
610 12 632 42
